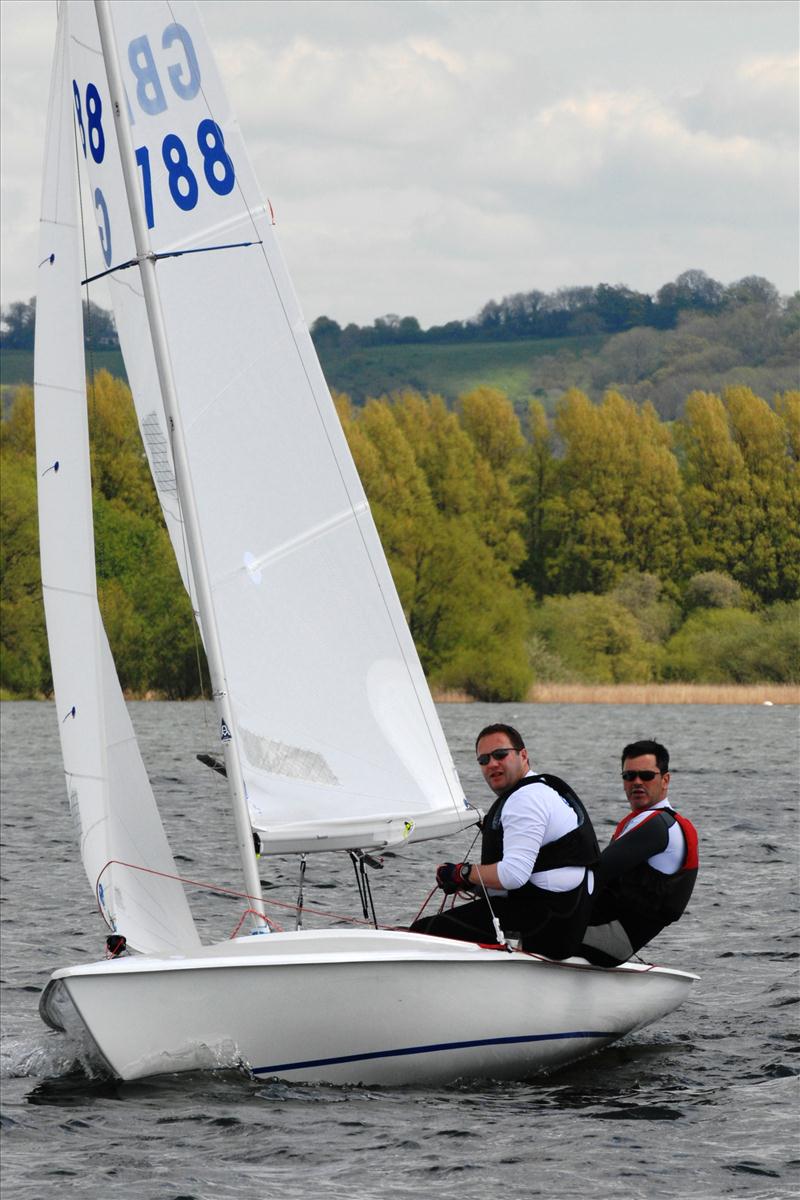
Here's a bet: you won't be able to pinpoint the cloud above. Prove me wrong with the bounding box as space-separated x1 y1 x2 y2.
2 1 797 327
678 51 799 143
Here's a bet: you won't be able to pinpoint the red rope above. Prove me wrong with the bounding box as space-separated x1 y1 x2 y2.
229 907 283 937
95 858 405 935
94 860 617 964
410 886 439 924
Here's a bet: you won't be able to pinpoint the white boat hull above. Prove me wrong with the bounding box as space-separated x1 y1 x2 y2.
40 929 697 1085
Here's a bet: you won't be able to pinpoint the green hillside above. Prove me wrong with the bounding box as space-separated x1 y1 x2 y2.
1 348 127 389
3 284 796 421
1 337 599 413
315 333 607 409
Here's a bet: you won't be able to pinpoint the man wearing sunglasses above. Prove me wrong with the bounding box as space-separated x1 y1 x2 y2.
579 739 698 966
410 723 598 958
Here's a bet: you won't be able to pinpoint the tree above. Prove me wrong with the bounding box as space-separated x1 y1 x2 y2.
654 270 725 327
522 399 557 598
529 593 661 683
679 388 800 603
723 386 799 600
457 387 527 571
683 571 748 611
537 390 687 595
677 390 753 583
776 391 800 461
610 572 680 643
592 327 664 389
391 390 481 520
0 297 118 350
0 298 36 348
0 449 49 695
87 371 157 515
663 604 800 683
310 316 342 348
82 299 118 347
724 276 781 310
594 284 653 333
397 316 422 342
0 376 206 698
337 391 533 699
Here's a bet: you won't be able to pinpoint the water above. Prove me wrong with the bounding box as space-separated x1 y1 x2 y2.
1 700 798 1199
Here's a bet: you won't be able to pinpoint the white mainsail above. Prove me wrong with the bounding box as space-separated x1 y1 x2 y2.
67 0 472 854
34 5 199 954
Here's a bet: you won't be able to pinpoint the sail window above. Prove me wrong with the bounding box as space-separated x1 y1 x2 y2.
142 412 177 494
238 727 340 786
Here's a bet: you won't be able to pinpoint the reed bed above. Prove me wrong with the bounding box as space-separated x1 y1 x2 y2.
431 684 799 705
526 683 799 705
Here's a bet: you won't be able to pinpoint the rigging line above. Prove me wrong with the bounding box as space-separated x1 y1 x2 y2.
94 858 382 929
81 240 262 285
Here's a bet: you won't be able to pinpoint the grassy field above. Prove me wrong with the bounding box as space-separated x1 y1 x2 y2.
1 348 127 391
317 333 606 410
2 334 605 414
1 335 604 414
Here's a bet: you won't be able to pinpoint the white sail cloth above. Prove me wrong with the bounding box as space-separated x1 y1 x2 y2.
66 1 472 854
34 4 199 954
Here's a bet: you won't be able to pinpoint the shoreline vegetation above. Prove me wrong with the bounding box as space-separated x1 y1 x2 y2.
3 276 798 702
2 375 798 701
2 684 796 706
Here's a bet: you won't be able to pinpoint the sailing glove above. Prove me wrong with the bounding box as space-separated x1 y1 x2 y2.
436 862 472 894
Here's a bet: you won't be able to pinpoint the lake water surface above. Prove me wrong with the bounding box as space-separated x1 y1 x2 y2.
1 700 798 1199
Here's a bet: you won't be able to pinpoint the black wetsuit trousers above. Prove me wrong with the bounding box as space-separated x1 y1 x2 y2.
410 874 593 960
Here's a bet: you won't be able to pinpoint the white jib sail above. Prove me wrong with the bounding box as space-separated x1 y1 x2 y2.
34 5 199 954
67 0 473 854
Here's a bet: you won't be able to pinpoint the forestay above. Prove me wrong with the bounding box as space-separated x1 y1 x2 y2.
34 4 199 954
68 0 472 853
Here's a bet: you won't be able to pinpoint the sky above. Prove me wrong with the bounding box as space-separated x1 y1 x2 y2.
1 0 797 329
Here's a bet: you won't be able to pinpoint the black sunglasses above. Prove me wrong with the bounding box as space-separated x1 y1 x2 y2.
477 747 519 766
621 769 660 782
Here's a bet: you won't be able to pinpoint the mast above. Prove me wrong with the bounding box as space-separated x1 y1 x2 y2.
93 0 266 924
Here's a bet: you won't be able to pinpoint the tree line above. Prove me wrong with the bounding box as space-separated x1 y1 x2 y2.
3 270 794 355
1 375 797 700
312 270 793 349
1 298 117 352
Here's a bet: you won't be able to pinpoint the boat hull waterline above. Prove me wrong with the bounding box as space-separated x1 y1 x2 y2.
40 929 696 1085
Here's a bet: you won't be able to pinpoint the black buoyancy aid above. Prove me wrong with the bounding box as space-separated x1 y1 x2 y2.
481 774 599 880
611 807 699 924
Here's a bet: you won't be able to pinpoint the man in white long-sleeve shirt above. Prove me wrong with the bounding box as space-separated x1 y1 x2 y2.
410 724 599 958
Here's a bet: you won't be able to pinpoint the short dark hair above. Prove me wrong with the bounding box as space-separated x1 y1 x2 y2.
475 724 526 752
621 740 669 774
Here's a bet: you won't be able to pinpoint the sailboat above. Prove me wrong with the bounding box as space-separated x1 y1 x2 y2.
35 0 696 1085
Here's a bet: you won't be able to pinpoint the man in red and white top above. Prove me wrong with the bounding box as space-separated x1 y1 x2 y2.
579 739 698 967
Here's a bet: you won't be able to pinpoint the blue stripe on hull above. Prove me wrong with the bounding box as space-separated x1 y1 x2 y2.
253 1030 614 1075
